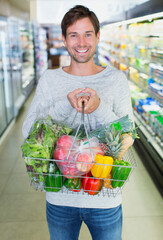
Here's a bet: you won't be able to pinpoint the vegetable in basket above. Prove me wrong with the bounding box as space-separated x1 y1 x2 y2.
86 115 138 160
45 162 63 192
91 154 113 178
54 135 104 177
75 138 105 173
104 125 133 160
87 115 135 140
82 172 103 195
21 116 73 177
64 177 82 192
111 160 131 188
104 173 112 189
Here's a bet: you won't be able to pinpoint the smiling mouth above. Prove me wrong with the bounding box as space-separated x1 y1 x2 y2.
76 49 88 53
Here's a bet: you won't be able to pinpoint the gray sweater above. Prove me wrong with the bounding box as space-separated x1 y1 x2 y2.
22 65 133 208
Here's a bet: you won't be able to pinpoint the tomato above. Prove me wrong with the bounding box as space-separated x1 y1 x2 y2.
76 152 93 173
57 135 73 149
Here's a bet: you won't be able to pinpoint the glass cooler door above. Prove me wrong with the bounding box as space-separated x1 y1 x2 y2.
19 20 35 96
0 17 14 133
0 34 7 135
8 17 25 117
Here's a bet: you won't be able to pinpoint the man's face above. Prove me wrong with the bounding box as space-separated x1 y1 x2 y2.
62 17 100 64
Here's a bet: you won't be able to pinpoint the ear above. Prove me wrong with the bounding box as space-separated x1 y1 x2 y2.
62 34 67 47
96 31 100 44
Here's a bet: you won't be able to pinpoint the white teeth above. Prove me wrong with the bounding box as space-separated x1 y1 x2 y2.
77 49 87 53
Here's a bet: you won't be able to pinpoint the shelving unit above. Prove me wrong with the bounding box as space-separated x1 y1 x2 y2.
19 20 35 96
33 23 48 81
0 16 14 136
98 12 163 191
0 16 49 139
8 17 26 117
47 25 68 68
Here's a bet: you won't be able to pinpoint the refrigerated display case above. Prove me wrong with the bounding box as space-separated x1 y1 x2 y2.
33 23 48 81
0 17 14 135
98 12 163 192
8 17 26 117
19 20 35 96
0 39 7 135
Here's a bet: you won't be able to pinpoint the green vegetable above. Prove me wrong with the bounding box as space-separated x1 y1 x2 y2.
45 162 63 192
21 116 73 178
86 115 135 142
64 178 82 192
111 160 131 188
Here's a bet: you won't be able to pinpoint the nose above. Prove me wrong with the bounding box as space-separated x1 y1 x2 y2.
78 35 86 47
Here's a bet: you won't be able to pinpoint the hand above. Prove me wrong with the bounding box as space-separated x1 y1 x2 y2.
77 95 90 109
67 88 84 111
81 88 100 114
67 88 100 114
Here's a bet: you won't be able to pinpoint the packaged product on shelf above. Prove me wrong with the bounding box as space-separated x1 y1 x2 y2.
148 82 163 100
155 116 163 141
129 67 139 84
151 50 163 65
131 92 149 112
149 111 160 130
149 63 163 81
139 73 149 89
149 111 163 140
141 99 161 123
128 56 136 66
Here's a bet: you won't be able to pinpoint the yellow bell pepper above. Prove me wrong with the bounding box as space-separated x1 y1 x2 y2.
91 154 113 178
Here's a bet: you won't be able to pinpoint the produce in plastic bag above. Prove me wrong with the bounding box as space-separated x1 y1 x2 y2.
53 135 105 178
21 116 73 183
75 138 105 173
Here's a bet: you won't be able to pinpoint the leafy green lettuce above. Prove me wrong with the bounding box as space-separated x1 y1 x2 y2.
21 116 73 177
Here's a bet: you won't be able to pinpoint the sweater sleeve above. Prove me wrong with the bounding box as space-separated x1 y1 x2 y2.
92 71 134 125
114 71 134 122
22 71 74 139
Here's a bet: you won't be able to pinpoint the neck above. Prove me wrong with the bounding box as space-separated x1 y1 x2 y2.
63 59 103 76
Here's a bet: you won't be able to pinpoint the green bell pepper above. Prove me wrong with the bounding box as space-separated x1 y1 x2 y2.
111 160 131 188
64 178 82 192
44 162 63 192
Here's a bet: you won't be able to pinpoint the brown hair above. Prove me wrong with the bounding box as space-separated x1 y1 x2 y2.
61 5 100 38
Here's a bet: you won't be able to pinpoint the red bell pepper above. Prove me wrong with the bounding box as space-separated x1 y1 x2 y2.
82 172 103 195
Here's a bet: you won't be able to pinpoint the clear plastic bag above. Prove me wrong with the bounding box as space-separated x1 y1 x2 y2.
53 135 105 178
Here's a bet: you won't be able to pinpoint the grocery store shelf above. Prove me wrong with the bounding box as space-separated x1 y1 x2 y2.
134 111 163 158
129 78 163 103
134 111 163 194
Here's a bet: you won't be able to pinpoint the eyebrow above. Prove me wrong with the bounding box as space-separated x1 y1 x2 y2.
68 30 94 35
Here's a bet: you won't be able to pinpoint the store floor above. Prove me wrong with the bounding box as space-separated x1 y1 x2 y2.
0 90 162 240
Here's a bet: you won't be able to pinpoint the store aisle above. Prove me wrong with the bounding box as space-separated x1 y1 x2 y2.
0 91 162 240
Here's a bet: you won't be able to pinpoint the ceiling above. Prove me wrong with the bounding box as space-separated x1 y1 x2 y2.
8 0 151 23
9 0 30 12
8 0 150 13
36 0 150 24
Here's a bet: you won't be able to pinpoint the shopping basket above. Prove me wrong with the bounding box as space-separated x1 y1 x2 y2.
23 102 137 197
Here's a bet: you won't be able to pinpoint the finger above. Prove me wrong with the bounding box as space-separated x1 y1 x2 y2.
84 97 100 114
67 89 83 107
77 96 89 108
81 88 96 96
71 88 83 96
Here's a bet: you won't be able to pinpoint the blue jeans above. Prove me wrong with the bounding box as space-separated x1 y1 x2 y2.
46 201 122 240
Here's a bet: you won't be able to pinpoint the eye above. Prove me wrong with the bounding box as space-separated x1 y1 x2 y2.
70 34 76 38
86 33 93 37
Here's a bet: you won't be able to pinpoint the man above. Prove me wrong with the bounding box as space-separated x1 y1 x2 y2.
22 5 134 240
